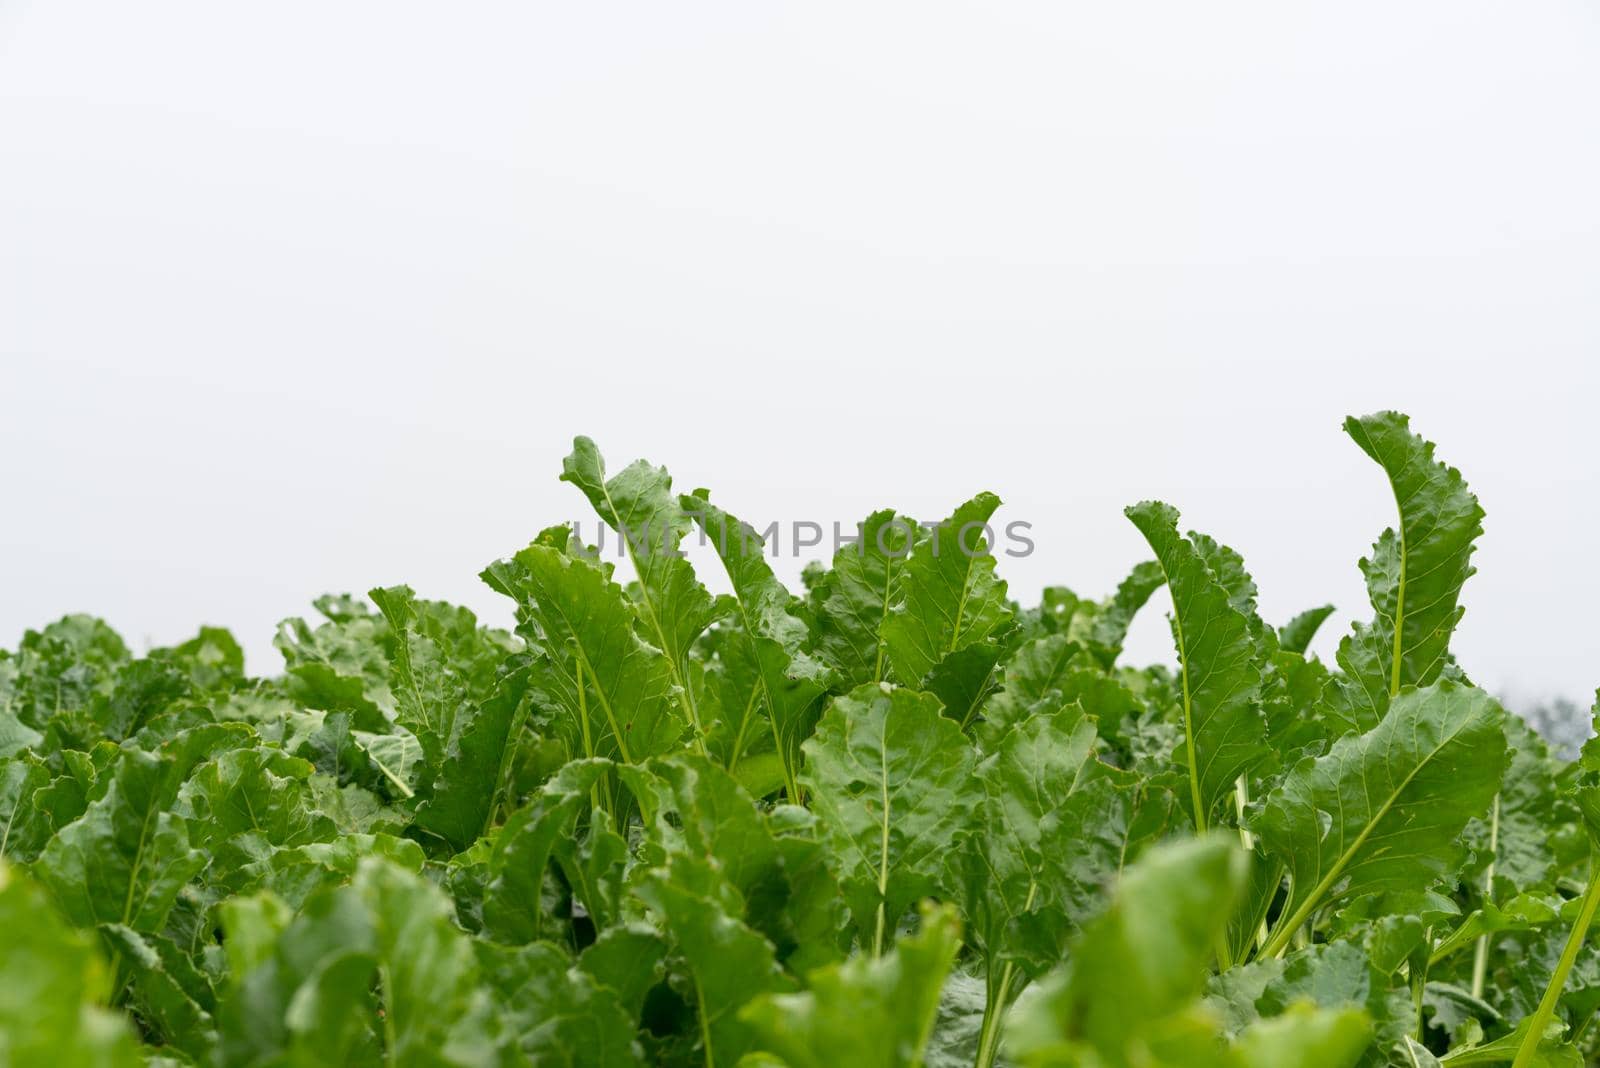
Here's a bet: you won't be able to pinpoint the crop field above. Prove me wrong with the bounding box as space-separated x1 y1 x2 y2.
2 411 1595 1067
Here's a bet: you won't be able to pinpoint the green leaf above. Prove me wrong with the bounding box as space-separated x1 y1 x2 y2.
99 924 217 1058
2 614 130 738
1466 716 1560 898
765 808 852 973
697 624 770 771
961 708 1103 1068
482 758 613 944
0 700 43 758
1006 835 1250 1065
411 663 533 853
924 972 989 1068
922 642 1006 732
630 753 845 971
175 746 337 887
35 745 210 934
632 753 783 899
685 493 829 801
1508 694 1600 1068
1232 1004 1373 1068
562 437 722 747
0 753 54 861
739 901 962 1068
482 544 685 765
1278 605 1336 657
237 831 426 911
356 729 425 799
1428 894 1558 967
555 803 630 932
477 939 646 1067
28 750 99 840
881 493 1014 688
1083 560 1166 669
633 853 795 1068
1571 692 1600 841
972 635 1086 742
963 708 1099 972
1019 587 1089 641
1045 760 1178 924
217 890 293 982
800 684 980 953
1207 941 1410 1055
577 923 667 1024
1259 650 1336 759
79 658 198 749
216 857 498 1068
0 862 141 1067
1125 500 1268 831
1458 1014 1582 1067
153 625 247 692
1333 412 1485 731
1254 681 1508 957
810 509 922 689
368 585 475 779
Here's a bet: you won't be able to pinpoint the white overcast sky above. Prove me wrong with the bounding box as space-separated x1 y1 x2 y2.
2 3 1597 705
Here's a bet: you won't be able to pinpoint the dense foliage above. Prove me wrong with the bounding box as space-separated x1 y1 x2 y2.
3 412 1598 1068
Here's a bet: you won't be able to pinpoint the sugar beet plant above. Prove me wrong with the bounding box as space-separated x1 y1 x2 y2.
4 412 1600 1068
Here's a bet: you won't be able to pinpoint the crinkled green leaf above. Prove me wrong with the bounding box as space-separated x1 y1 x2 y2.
1259 649 1336 760
153 625 246 692
630 752 844 970
881 493 1014 688
477 939 645 1067
1125 501 1268 831
973 635 1086 741
810 509 922 689
368 585 484 780
2 615 131 738
801 684 979 950
75 658 197 748
410 663 533 853
962 708 1099 976
482 758 613 944
959 708 1105 1067
0 753 54 861
175 745 336 887
699 623 773 774
685 493 829 801
35 744 215 933
563 437 722 748
1254 681 1508 956
1207 941 1409 1057
633 853 794 1068
482 545 684 764
234 831 426 911
216 857 497 1068
1332 412 1485 732
1465 716 1561 898
99 924 217 1058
